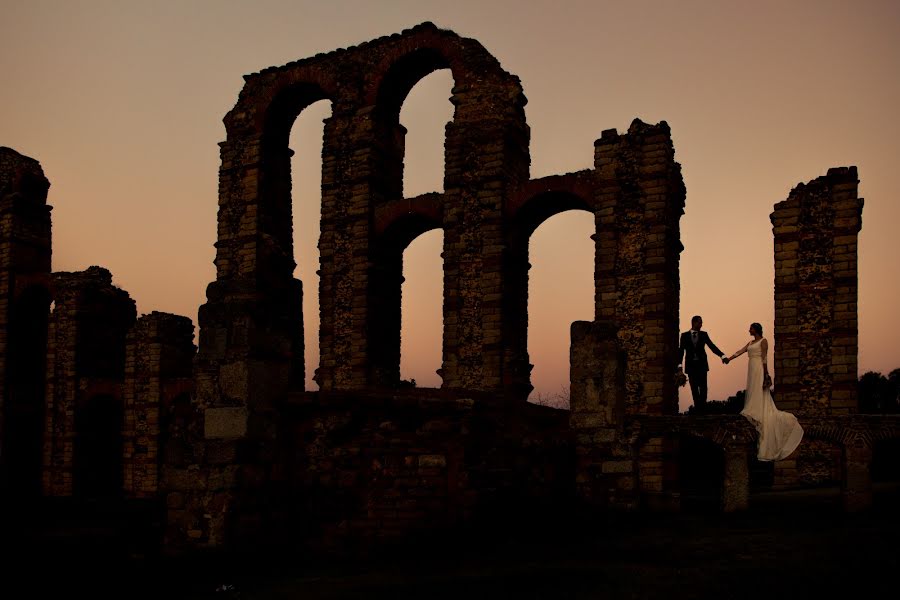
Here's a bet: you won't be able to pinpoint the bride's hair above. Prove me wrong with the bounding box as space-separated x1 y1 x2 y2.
751 322 763 336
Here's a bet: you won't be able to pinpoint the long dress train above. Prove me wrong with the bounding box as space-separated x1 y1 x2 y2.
740 340 803 461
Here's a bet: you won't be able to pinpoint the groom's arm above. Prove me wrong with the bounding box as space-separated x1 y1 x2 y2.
677 334 686 366
705 334 724 358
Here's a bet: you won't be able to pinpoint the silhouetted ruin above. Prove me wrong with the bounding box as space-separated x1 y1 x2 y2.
0 23 897 555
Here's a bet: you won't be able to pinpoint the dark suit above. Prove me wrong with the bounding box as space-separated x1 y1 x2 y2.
678 330 724 410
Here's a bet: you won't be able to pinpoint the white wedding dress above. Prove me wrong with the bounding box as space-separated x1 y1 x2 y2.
740 340 804 461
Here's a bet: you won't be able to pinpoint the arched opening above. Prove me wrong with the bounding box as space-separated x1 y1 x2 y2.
399 69 454 197
370 213 442 389
3 285 50 498
74 394 123 499
289 99 332 391
526 209 595 407
678 434 725 512
400 229 444 388
394 69 452 388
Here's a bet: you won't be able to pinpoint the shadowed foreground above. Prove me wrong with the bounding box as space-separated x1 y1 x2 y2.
3 486 898 599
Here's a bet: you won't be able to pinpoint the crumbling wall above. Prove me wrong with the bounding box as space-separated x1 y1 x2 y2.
43 266 136 497
0 148 52 499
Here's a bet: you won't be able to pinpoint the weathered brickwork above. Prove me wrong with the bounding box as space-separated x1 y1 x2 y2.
123 312 195 498
43 267 136 497
771 167 863 416
0 148 52 498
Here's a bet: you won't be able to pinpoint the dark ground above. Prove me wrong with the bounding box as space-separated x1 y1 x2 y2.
3 486 899 599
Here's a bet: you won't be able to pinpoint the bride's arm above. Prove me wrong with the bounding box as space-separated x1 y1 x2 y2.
727 342 750 361
761 338 769 376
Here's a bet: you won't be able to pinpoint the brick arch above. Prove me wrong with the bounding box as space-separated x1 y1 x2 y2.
511 189 595 238
870 421 900 443
502 183 597 399
365 22 515 117
801 421 873 449
218 74 340 285
507 173 597 225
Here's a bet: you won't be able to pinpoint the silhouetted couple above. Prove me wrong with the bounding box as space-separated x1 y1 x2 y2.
678 316 803 461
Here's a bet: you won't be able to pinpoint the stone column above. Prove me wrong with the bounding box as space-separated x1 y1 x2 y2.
123 312 195 499
771 167 863 415
569 320 634 508
0 148 52 499
594 120 685 415
440 78 531 397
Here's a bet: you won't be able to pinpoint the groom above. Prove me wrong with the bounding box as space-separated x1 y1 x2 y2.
678 315 727 413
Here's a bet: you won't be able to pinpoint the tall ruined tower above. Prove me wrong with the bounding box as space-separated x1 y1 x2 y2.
0 148 52 499
771 167 863 416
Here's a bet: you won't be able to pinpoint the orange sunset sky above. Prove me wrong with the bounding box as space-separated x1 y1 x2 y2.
2 0 898 411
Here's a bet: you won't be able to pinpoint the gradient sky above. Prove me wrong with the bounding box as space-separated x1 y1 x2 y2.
2 0 898 411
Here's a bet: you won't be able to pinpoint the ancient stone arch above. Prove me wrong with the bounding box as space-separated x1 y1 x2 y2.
200 23 685 414
180 22 688 547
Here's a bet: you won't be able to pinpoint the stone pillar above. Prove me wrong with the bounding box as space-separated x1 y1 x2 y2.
440 78 531 397
123 312 195 499
569 320 635 508
0 148 52 499
771 167 863 415
43 267 136 497
722 445 750 512
594 120 685 415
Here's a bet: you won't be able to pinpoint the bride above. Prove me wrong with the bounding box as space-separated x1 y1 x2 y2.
726 323 803 461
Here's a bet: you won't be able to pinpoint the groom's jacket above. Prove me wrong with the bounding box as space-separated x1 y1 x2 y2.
678 330 724 373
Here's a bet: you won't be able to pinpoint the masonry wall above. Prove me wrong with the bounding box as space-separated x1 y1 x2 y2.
123 312 195 499
43 267 136 497
283 393 572 553
0 148 52 499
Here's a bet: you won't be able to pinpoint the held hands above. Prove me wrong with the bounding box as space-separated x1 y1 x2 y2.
721 356 730 365
763 373 772 390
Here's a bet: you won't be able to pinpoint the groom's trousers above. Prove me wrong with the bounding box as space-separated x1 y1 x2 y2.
687 369 708 411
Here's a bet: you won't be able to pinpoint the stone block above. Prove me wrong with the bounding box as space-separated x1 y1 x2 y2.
204 407 248 439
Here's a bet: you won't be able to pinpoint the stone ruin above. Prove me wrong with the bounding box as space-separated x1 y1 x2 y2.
1 23 898 553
